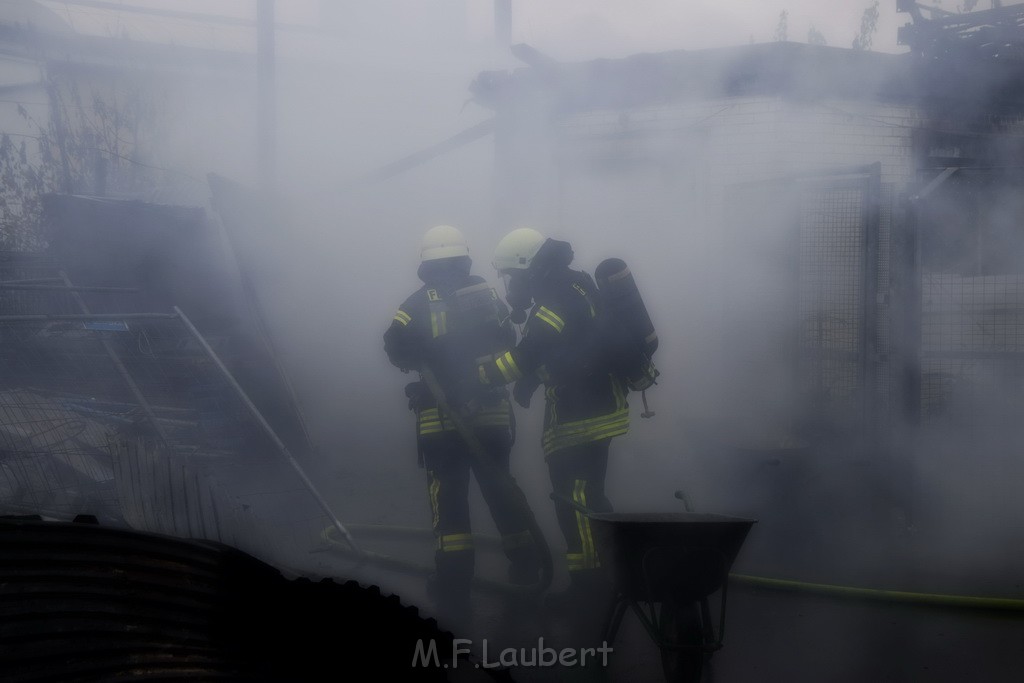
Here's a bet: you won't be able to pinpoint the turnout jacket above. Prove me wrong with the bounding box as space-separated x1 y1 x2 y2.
477 266 629 456
384 258 515 439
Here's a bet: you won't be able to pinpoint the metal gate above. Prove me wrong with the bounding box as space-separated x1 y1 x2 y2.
723 163 887 449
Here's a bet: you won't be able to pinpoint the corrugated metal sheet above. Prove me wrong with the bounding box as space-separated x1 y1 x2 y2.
0 517 464 682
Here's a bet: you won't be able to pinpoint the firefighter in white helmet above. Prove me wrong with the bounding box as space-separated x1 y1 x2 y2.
478 227 630 618
383 225 540 630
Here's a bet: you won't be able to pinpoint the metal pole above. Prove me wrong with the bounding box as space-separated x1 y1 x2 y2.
46 81 74 194
0 284 139 292
257 0 276 193
0 313 177 322
0 278 63 285
173 306 360 553
861 162 881 449
494 0 512 48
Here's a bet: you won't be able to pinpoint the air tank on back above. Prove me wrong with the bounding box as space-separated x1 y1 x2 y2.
594 257 658 360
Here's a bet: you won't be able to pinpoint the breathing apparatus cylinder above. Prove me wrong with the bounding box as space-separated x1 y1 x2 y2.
595 258 658 356
594 257 659 391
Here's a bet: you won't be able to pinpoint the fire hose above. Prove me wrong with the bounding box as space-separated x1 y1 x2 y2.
672 491 1024 613
728 573 1024 612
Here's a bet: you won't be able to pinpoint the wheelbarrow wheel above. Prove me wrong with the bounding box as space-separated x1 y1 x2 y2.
659 598 705 683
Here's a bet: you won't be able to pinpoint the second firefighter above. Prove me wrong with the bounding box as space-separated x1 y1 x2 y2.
476 227 631 614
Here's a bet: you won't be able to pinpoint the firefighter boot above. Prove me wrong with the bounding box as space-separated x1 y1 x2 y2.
507 545 542 586
428 550 474 633
544 568 613 621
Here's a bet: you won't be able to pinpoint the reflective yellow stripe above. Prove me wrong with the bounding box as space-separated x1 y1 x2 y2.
420 406 512 434
495 351 523 382
394 310 411 326
438 533 475 552
419 423 456 436
566 552 587 571
542 408 630 455
611 374 627 410
430 311 447 337
573 480 600 570
418 408 456 436
475 414 512 428
471 401 512 429
535 306 565 333
546 385 558 426
547 408 629 436
573 479 587 557
427 472 440 531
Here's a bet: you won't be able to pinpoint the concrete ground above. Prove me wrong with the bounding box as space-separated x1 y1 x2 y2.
299 405 1024 683
314 534 1024 683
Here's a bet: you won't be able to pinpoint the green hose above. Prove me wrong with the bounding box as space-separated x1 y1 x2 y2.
730 573 1024 612
318 526 1024 610
671 490 1024 613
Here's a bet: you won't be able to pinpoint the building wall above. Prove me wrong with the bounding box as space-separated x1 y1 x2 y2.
556 95 919 215
530 95 917 442
527 91 1024 464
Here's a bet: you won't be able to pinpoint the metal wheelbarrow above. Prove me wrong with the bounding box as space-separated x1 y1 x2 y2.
587 507 756 683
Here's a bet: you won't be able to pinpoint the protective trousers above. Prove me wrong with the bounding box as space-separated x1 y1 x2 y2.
546 439 612 582
421 430 539 616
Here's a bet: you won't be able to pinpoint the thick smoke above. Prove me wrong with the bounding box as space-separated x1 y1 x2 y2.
6 2 1024 681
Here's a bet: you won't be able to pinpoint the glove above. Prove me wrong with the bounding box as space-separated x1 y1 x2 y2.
512 374 541 409
384 332 419 372
404 381 429 412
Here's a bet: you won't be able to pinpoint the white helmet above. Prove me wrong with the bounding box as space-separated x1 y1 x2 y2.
492 227 545 273
420 224 469 262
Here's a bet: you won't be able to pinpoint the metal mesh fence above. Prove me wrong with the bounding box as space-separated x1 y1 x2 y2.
797 185 865 414
917 169 1024 437
876 183 896 430
920 273 1024 434
0 253 78 317
724 166 889 446
0 309 333 571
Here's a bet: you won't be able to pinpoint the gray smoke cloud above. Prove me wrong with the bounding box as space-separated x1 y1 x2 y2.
8 3 1024 680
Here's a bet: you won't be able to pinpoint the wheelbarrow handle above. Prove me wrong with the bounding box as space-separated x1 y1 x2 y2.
674 490 694 513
